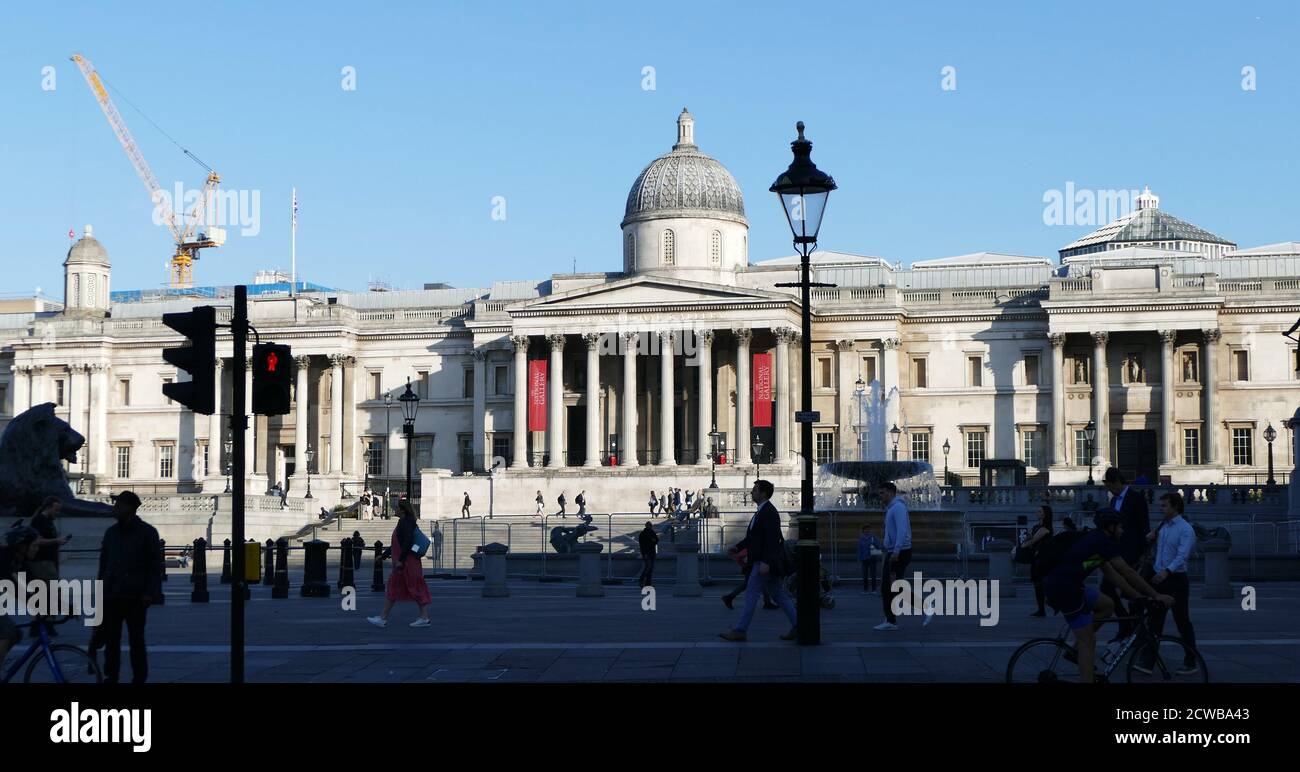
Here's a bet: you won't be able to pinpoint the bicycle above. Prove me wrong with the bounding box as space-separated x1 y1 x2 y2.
1 616 102 684
1006 597 1207 684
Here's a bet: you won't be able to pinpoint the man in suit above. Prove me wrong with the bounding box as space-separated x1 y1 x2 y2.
1101 466 1150 641
720 479 798 642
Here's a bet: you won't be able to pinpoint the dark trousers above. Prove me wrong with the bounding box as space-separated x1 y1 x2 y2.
881 549 913 624
101 597 149 684
724 565 773 605
1147 572 1197 665
639 553 655 587
860 558 877 591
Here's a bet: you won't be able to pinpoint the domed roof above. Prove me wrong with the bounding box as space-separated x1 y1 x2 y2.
65 225 110 267
622 109 746 227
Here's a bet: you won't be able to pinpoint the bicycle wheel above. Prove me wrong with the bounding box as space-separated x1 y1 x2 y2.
1006 638 1078 683
24 645 103 684
1126 636 1208 684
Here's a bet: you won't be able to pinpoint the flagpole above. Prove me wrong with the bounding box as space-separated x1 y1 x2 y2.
290 188 297 298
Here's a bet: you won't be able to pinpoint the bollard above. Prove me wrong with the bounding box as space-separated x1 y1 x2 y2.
985 539 1017 597
191 537 210 603
272 538 290 599
575 542 604 597
1200 538 1232 599
220 538 232 584
300 540 331 597
480 542 509 598
371 540 386 592
672 541 703 597
338 537 356 591
263 539 275 586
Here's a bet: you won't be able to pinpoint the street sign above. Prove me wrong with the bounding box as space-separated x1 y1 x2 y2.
795 411 820 423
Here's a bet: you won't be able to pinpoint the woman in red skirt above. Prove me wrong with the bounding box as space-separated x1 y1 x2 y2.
366 500 432 628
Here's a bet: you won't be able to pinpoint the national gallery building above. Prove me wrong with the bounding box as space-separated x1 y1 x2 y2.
3 110 1299 515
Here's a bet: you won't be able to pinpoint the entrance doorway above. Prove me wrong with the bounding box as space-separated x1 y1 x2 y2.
1116 430 1159 484
566 405 585 467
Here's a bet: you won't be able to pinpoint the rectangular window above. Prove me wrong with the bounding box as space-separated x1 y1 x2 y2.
968 356 983 387
1231 428 1253 466
1181 351 1199 383
0 384 7 414
912 357 928 389
55 379 65 407
817 357 832 389
861 356 877 386
457 434 473 472
1233 350 1250 381
366 440 384 475
463 369 475 399
115 445 131 480
910 431 930 463
815 431 835 466
162 377 173 405
1074 430 1090 467
492 434 511 467
415 437 434 471
1023 354 1040 386
369 372 383 401
1023 429 1043 468
198 443 209 477
966 431 986 469
1183 428 1200 466
495 365 509 396
118 379 131 407
158 444 175 479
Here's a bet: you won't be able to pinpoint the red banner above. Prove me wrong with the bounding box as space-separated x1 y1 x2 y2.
527 359 547 431
752 352 773 428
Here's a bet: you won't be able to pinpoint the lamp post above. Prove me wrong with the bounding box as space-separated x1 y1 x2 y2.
399 380 419 502
303 446 314 499
770 120 836 645
942 438 951 483
223 436 233 494
708 424 721 489
752 436 765 484
853 376 865 460
1084 420 1096 487
1264 423 1277 487
890 424 901 461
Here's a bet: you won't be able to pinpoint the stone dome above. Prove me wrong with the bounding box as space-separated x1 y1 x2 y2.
65 225 110 267
622 109 746 227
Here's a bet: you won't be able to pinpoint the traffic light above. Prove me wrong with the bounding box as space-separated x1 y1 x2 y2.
161 305 217 414
252 343 293 415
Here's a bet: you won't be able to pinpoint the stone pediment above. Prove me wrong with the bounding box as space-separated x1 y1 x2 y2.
520 276 790 311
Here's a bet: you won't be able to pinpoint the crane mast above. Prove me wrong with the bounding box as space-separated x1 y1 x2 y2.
71 53 224 289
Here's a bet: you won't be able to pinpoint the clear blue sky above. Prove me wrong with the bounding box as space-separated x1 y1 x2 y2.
1 0 1297 296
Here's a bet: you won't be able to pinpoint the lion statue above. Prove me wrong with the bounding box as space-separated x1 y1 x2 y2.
0 402 111 520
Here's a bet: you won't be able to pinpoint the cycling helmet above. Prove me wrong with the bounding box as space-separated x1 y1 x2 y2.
4 523 39 548
1093 508 1122 528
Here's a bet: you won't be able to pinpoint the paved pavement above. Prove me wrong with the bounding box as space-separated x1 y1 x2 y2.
24 568 1300 683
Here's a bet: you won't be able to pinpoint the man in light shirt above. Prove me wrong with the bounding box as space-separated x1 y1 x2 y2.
1135 491 1199 674
874 481 931 631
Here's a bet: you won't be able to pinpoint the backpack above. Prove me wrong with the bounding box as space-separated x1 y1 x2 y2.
1033 528 1089 576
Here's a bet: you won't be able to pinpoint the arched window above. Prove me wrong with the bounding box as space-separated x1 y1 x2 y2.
624 232 636 272
710 230 722 266
662 229 675 266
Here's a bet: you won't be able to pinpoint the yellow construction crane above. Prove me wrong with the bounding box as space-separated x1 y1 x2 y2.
71 53 224 289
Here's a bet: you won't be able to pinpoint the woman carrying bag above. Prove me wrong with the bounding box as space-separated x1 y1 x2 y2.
366 500 432 628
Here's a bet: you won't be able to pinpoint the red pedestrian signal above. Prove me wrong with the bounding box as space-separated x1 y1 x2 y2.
252 343 293 415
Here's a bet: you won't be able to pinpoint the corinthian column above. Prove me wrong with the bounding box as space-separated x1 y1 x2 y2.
583 333 602 468
1203 329 1221 465
209 359 224 478
472 348 487 472
1091 332 1109 467
329 354 346 473
621 332 640 467
547 334 565 468
294 356 310 485
777 328 798 465
1159 330 1177 466
734 328 752 465
659 331 676 466
90 364 109 477
510 335 529 468
12 365 32 413
693 330 713 466
1049 333 1066 468
244 359 256 474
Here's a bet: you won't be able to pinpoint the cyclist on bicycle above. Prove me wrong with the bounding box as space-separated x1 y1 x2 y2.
0 523 41 662
1041 508 1173 682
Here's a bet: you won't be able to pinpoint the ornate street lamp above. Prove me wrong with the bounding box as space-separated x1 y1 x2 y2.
708 424 721 489
1084 420 1096 487
890 424 901 461
853 376 866 460
1264 423 1277 487
303 446 314 499
752 436 765 484
770 120 836 646
399 380 420 501
223 435 233 494
942 438 951 482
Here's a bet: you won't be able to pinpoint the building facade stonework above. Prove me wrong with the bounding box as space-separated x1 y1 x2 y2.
3 115 1299 516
